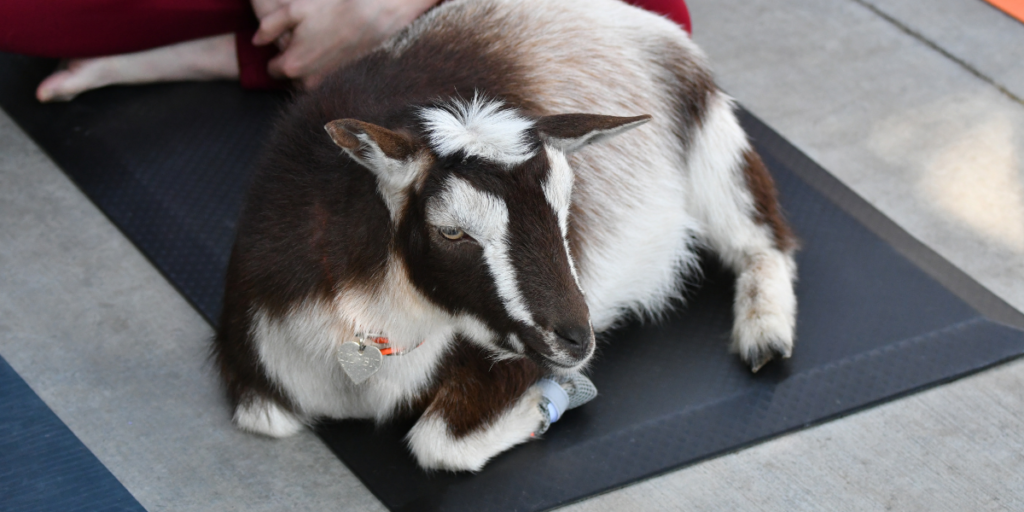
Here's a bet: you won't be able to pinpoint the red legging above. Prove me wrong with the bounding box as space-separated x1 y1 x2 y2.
0 0 690 90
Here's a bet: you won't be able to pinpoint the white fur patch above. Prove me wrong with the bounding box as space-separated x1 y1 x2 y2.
684 94 767 268
233 396 305 438
426 176 536 327
685 93 798 367
543 146 581 284
542 147 574 235
505 332 526 353
406 386 544 471
426 176 508 244
419 95 536 167
731 251 797 360
250 258 463 422
341 136 429 222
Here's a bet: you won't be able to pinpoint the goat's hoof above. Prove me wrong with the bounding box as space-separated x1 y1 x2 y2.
233 396 305 437
732 301 795 373
743 340 792 373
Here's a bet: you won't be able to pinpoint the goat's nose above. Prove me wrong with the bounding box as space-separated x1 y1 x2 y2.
554 324 594 356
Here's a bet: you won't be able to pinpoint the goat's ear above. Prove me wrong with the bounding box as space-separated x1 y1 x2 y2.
325 119 417 168
325 119 424 217
536 114 651 153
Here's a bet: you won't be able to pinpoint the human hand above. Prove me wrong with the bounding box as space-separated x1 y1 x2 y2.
252 0 438 89
250 0 286 19
250 0 292 49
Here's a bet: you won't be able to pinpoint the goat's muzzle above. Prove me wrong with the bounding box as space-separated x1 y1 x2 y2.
554 323 595 361
531 321 595 372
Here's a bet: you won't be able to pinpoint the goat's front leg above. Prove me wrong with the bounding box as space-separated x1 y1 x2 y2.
406 342 545 472
689 97 798 372
730 240 797 371
710 148 796 371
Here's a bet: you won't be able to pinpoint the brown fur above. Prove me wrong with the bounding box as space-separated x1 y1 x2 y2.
216 250 301 413
742 149 797 252
535 114 652 140
326 120 418 160
666 48 717 149
421 339 543 437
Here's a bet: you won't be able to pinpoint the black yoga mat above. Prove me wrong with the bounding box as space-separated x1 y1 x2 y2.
2 53 1023 512
0 355 146 512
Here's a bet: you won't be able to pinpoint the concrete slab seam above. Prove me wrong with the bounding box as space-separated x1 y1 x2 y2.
851 0 1024 107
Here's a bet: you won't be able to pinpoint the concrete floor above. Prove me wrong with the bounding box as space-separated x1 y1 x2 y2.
2 0 1023 510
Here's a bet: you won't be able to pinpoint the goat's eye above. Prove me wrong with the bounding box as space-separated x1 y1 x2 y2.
438 226 465 240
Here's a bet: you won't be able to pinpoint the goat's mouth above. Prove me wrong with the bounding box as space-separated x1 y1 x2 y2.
532 334 596 373
537 350 594 375
542 357 579 369
503 324 595 371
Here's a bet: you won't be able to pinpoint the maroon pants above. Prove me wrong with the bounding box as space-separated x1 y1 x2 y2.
0 0 691 90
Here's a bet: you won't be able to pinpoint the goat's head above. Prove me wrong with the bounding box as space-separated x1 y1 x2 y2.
325 97 649 372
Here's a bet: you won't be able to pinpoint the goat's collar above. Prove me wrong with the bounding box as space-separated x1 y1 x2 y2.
336 332 426 385
352 332 425 356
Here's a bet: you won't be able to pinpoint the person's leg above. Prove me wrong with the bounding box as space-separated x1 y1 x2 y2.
35 34 239 102
1 0 282 101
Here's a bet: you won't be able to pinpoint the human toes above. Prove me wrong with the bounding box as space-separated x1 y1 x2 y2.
36 59 112 102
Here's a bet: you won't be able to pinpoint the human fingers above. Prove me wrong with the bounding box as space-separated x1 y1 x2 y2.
301 72 325 90
276 30 292 51
251 0 287 19
267 47 310 79
253 7 296 46
266 1 382 81
266 52 287 79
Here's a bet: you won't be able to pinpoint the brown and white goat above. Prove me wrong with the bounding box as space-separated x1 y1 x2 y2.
214 0 797 471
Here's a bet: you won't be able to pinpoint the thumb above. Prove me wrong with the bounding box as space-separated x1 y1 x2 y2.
253 7 295 46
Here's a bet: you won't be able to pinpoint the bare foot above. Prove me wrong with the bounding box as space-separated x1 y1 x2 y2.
36 34 240 102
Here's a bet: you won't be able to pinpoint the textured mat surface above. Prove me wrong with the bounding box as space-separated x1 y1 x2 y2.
2 53 1023 512
0 356 146 512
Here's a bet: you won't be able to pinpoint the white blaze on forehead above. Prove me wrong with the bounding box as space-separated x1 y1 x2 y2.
543 146 581 283
419 96 536 167
542 146 574 235
426 176 535 326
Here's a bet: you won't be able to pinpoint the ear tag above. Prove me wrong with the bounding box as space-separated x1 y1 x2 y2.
337 340 383 385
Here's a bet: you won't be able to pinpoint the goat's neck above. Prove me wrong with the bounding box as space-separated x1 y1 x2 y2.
334 255 457 352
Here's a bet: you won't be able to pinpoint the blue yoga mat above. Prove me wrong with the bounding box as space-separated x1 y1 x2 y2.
0 355 145 512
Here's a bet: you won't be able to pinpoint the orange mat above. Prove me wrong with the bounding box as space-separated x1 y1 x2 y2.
985 0 1024 23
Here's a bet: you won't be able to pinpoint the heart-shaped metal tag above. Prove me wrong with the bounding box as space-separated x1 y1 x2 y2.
337 341 383 385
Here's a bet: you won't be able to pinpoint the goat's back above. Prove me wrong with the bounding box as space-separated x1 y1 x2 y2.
389 0 718 326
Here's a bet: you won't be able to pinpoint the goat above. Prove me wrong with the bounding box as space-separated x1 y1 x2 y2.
214 0 798 472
